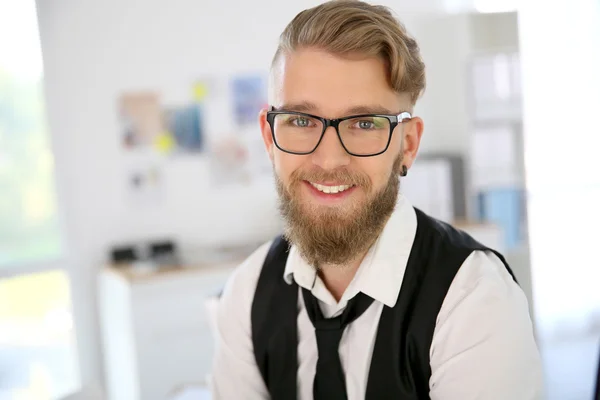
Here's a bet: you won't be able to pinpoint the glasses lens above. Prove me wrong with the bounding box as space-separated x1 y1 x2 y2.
339 116 391 156
273 113 323 154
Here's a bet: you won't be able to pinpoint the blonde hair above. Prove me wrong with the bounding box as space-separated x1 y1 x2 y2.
273 0 426 104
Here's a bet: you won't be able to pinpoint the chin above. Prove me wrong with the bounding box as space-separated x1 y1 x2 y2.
301 200 358 221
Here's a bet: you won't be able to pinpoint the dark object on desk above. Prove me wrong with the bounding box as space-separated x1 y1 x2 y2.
111 246 138 264
150 240 180 266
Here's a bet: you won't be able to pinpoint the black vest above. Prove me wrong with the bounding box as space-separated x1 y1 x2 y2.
251 208 516 400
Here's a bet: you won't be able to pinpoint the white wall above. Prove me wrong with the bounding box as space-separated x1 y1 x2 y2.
519 0 600 337
468 12 519 51
36 0 503 392
412 13 472 154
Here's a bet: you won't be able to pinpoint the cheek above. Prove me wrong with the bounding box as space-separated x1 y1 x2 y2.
389 128 404 153
273 152 306 184
357 155 398 191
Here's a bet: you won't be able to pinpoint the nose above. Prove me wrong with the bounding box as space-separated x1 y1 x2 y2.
310 126 351 170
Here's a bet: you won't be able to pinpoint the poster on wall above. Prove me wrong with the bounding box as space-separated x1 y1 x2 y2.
164 104 205 153
208 135 251 187
119 92 164 149
119 91 206 155
117 74 272 193
207 132 274 188
231 75 268 126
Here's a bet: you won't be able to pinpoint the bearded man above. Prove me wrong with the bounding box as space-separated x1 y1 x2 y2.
211 2 543 399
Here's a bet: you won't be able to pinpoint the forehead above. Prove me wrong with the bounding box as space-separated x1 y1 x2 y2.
271 48 404 117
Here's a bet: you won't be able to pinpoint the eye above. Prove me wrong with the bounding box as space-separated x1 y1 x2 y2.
357 120 375 129
349 117 388 130
292 117 312 128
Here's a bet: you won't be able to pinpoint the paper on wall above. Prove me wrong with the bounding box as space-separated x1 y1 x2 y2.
119 92 164 149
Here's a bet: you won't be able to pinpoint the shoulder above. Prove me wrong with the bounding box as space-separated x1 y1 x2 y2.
456 250 517 291
415 209 492 254
435 249 535 346
439 250 524 321
430 250 543 397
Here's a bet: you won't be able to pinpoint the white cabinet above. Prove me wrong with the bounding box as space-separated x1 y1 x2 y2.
98 263 236 400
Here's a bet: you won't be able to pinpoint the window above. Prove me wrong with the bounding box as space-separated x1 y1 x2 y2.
0 0 63 266
0 1 79 398
0 270 79 399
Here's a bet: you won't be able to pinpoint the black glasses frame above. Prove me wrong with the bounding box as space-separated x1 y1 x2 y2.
266 106 412 157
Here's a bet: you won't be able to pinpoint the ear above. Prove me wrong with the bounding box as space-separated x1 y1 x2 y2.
401 116 424 170
258 108 275 162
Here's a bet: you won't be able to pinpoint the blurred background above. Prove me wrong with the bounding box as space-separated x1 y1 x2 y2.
1 0 599 399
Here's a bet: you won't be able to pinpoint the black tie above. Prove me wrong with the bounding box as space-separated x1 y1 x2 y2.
301 288 375 400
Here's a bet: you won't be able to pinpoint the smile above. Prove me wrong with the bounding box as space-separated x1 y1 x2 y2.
309 182 355 194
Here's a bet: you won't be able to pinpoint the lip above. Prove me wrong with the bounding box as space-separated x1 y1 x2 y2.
302 180 357 204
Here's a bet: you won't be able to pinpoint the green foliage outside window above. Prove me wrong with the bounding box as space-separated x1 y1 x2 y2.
0 68 62 266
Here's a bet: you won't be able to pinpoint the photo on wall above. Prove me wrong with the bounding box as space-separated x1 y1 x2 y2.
231 75 268 126
208 135 251 187
164 104 205 153
119 92 164 149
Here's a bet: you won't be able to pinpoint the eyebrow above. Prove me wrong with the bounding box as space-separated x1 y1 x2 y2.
277 102 398 116
278 101 319 113
344 105 397 115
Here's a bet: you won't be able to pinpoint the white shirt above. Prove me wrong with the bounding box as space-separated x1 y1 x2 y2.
211 195 544 400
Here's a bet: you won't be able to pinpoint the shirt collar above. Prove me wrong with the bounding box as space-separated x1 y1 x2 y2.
283 194 418 308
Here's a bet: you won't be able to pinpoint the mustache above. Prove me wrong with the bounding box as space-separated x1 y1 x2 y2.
289 167 371 188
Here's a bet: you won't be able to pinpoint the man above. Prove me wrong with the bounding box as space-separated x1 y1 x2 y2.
211 1 543 399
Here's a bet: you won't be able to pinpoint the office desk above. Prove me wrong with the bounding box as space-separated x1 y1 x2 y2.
98 261 237 400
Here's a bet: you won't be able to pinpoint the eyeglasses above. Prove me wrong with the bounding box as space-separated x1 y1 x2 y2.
266 106 412 157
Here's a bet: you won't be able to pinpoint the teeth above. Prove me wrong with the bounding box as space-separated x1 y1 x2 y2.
309 182 353 194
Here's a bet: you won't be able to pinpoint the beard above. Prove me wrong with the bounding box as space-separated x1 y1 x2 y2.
276 156 402 269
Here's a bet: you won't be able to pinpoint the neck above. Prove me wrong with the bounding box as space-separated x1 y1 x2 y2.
318 250 369 302
316 212 393 302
